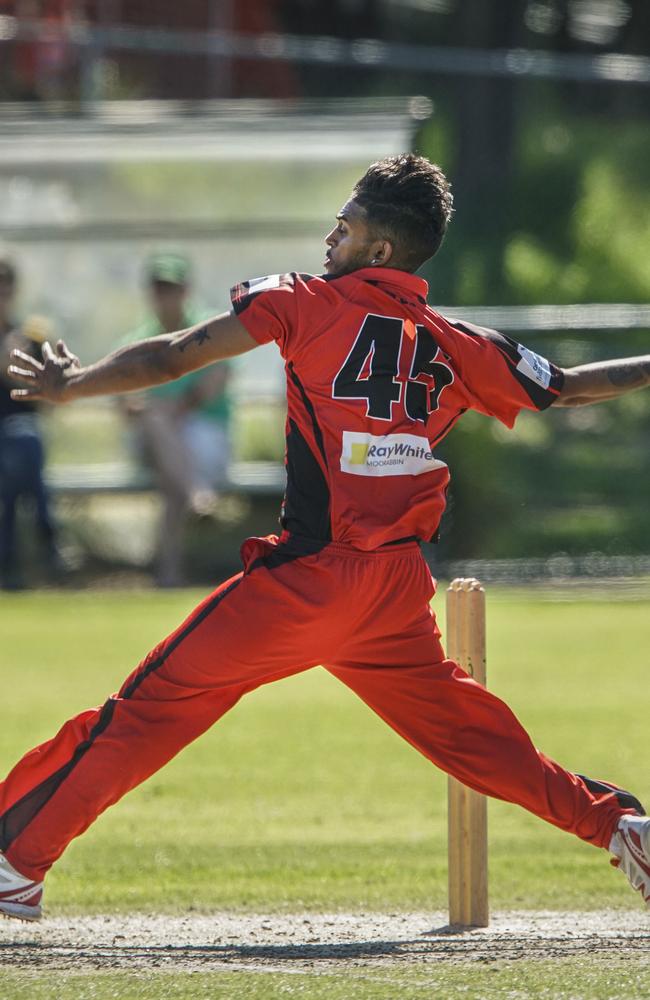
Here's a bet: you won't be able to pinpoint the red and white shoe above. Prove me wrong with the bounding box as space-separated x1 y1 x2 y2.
610 815 650 907
0 852 43 921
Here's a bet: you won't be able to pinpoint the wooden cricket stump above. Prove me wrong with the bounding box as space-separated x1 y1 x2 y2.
446 577 489 927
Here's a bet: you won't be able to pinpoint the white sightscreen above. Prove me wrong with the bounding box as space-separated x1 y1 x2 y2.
0 98 420 398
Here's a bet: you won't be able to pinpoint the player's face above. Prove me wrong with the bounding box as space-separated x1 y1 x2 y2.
149 280 187 325
323 199 377 277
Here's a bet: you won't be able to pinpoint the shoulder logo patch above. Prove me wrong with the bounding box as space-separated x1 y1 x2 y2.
247 275 283 293
516 346 552 389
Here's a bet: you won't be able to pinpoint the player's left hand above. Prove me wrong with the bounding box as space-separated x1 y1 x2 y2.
8 339 82 403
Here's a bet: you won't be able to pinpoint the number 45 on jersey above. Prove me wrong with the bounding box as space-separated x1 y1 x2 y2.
332 314 454 423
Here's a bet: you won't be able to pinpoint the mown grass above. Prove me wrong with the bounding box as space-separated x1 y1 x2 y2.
3 958 650 1000
0 587 648 914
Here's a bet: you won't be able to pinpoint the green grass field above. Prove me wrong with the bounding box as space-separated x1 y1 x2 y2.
1 585 649 997
3 958 650 1000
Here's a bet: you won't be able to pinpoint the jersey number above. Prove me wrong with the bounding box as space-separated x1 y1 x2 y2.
332 314 453 422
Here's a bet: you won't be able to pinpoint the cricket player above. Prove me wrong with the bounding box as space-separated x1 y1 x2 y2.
2 155 649 921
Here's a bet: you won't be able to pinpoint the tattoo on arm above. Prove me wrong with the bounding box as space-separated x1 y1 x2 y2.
177 326 211 353
606 360 650 388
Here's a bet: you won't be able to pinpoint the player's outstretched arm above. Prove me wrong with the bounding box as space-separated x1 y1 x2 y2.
8 311 257 405
555 355 650 407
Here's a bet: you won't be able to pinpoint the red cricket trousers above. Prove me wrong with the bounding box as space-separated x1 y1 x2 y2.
0 534 628 882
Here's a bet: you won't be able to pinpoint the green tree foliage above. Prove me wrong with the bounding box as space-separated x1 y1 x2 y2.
418 112 650 560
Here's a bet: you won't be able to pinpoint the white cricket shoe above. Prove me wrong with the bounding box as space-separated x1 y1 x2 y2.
610 815 650 907
0 852 43 921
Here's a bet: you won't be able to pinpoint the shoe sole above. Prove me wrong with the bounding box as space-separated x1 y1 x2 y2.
0 901 42 922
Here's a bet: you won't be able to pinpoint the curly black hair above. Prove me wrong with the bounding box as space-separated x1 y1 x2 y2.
353 154 453 272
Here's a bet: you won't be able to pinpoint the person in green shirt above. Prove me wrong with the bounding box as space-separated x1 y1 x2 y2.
121 252 231 587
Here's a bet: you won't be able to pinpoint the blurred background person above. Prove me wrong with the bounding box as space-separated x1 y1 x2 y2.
120 252 232 588
0 257 62 590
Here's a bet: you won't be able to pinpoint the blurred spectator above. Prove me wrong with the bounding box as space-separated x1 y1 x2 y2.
0 257 63 590
6 0 80 102
121 252 231 588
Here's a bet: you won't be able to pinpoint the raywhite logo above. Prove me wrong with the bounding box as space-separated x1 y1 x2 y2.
516 346 552 389
340 431 447 478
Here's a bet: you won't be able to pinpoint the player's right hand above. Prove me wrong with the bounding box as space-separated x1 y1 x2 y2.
8 339 82 404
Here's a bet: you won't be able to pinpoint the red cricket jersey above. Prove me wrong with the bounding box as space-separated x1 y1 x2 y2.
231 268 563 550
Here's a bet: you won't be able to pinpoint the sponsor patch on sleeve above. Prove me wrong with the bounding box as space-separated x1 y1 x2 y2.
231 273 294 317
247 275 283 293
516 346 552 390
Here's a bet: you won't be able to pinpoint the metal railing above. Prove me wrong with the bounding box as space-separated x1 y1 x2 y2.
0 18 649 90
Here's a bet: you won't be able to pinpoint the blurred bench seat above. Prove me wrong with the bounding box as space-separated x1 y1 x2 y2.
45 461 286 497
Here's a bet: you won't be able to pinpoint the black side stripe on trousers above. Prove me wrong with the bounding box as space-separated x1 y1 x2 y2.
0 575 243 852
245 537 327 576
120 576 242 700
0 697 117 853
